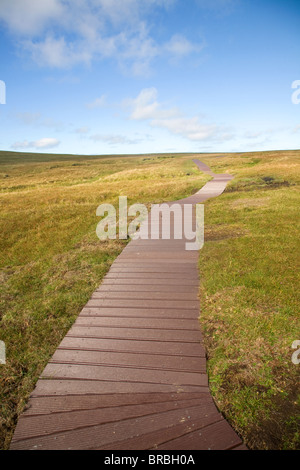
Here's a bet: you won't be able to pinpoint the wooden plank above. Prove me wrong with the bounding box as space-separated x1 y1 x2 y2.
97 414 223 450
22 392 211 416
107 267 198 275
30 380 207 398
10 404 218 450
96 284 198 293
79 307 200 319
58 337 206 357
101 278 199 286
85 299 199 310
49 349 206 372
65 326 202 342
41 363 208 387
73 317 200 331
231 444 248 450
154 419 242 450
90 291 198 301
117 253 198 260
12 398 213 442
105 272 198 279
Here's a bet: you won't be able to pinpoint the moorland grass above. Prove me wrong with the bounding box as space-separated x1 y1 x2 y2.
198 150 300 450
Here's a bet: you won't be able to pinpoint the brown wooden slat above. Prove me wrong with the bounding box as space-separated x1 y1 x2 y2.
50 349 206 372
231 444 248 450
97 414 223 450
30 379 207 397
85 299 199 309
101 278 199 285
107 268 198 275
58 337 206 356
65 326 202 342
96 284 198 292
22 392 210 416
41 363 208 387
79 307 200 319
13 398 212 442
73 317 200 330
105 272 198 279
10 404 219 450
90 291 198 301
154 419 242 450
113 258 197 264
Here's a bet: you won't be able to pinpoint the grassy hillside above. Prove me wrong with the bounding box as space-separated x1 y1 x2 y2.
0 149 299 449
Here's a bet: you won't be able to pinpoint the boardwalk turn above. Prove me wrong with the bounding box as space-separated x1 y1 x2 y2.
10 160 246 450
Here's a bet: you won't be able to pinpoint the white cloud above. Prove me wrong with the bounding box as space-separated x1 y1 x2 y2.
41 117 65 132
0 0 203 75
86 95 107 109
0 0 63 35
152 116 219 141
244 130 265 139
164 34 204 57
34 137 60 148
125 87 178 121
14 111 64 131
244 127 285 140
23 35 93 68
11 140 31 150
115 22 159 76
11 137 60 150
75 126 90 134
14 112 41 125
127 88 233 142
90 133 139 145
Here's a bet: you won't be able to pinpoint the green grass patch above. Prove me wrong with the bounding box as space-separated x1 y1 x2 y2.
198 150 300 450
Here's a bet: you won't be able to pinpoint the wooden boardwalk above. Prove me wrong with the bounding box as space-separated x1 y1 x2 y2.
10 160 246 450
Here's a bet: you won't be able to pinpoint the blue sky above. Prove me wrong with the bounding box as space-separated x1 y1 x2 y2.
0 0 299 155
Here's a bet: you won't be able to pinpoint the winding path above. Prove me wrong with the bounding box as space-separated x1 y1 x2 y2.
10 159 246 450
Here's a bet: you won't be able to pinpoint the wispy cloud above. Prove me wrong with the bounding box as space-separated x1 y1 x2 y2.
13 111 65 131
0 0 204 75
292 124 300 134
14 111 41 125
11 137 60 150
244 127 286 140
164 34 205 58
74 126 90 134
0 0 63 35
86 95 107 109
90 133 140 146
125 87 178 121
126 87 233 143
